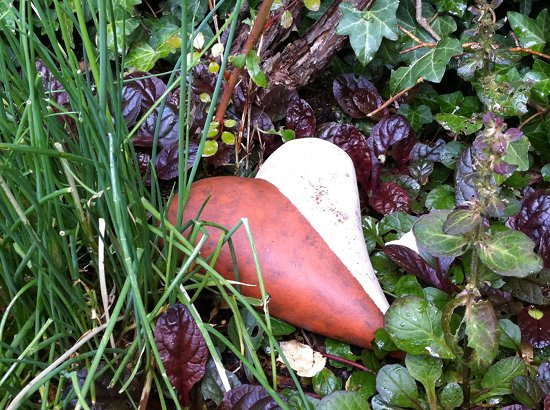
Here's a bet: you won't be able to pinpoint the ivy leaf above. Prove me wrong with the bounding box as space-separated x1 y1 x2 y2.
478 231 543 278
435 113 483 135
433 0 467 17
125 43 158 71
390 38 463 93
503 270 550 305
517 306 550 349
425 185 455 210
476 357 527 403
376 364 418 407
413 210 469 257
507 10 548 52
155 304 208 406
106 19 140 54
502 136 530 172
384 296 455 358
316 391 369 409
465 300 499 372
398 104 433 131
337 0 399 65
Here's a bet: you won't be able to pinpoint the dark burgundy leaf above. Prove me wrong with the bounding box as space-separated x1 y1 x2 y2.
155 303 208 406
500 406 531 410
317 122 373 191
517 306 550 349
168 87 182 109
368 182 411 215
121 85 142 127
155 141 198 180
369 115 413 158
455 147 480 205
384 245 459 293
137 104 180 148
257 84 298 122
538 231 550 269
232 81 247 112
507 191 550 246
493 161 517 175
536 361 550 395
135 148 152 178
217 384 282 410
191 64 218 95
544 394 550 409
479 283 523 316
410 139 446 162
333 74 388 120
124 71 166 109
36 59 70 106
391 133 418 167
286 98 316 138
251 109 274 132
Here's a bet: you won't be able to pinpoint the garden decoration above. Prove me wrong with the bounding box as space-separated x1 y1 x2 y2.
168 138 389 348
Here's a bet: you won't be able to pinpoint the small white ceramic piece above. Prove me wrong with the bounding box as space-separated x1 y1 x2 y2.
256 138 389 313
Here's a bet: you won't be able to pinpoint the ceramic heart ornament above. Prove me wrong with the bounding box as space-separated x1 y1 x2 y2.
168 138 389 348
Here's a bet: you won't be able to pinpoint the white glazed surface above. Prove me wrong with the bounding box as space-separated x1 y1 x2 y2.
256 138 389 313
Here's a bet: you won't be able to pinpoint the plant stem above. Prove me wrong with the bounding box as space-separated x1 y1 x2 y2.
213 0 275 124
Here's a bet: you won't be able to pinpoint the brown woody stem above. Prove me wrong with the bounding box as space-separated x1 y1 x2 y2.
214 0 275 124
367 78 424 118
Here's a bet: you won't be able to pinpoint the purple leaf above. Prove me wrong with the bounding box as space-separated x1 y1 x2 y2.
121 85 143 127
369 115 413 158
384 244 459 293
134 148 152 178
155 303 208 406
507 190 550 246
536 361 550 395
286 98 316 138
257 84 298 122
333 74 388 120
539 231 550 269
517 306 550 349
316 123 373 191
191 64 218 95
124 71 166 109
136 103 180 148
36 59 70 107
455 147 480 205
218 385 282 410
155 141 198 180
410 139 446 162
368 182 411 215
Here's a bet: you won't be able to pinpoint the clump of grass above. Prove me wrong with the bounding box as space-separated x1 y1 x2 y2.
0 1 303 408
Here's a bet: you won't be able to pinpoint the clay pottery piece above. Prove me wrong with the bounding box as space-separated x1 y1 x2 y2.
168 138 389 348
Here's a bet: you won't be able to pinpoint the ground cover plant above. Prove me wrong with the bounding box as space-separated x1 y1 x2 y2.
1 0 550 408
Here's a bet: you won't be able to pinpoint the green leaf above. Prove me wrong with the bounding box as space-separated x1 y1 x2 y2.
433 0 467 17
440 382 463 410
413 210 469 257
443 209 481 235
502 136 530 172
269 318 296 336
395 275 424 299
304 0 320 12
202 140 219 157
503 269 550 304
425 185 455 210
435 113 483 135
221 131 235 145
313 368 342 397
375 364 418 407
508 10 548 52
499 319 521 350
337 0 399 65
390 38 463 93
0 2 16 31
325 339 356 369
384 296 455 359
112 0 142 20
478 231 543 278
512 375 545 408
346 371 377 399
378 212 416 236
316 391 370 410
229 54 246 69
398 104 433 132
475 357 527 403
245 50 268 88
125 43 158 71
465 300 499 372
405 354 442 406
